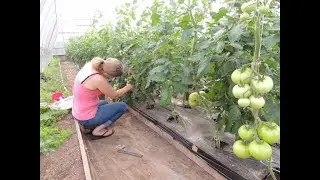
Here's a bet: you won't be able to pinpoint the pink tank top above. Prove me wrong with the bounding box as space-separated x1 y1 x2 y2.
72 73 103 120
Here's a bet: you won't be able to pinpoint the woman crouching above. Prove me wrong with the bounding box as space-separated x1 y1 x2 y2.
72 57 133 139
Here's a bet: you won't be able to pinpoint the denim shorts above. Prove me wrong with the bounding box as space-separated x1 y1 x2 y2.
77 100 128 127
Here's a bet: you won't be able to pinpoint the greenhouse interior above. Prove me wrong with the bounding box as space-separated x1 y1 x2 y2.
40 0 280 180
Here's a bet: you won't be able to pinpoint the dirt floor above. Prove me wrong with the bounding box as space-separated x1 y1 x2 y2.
40 60 217 180
85 113 214 180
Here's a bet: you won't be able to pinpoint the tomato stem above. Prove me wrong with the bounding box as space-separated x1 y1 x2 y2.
241 62 254 68
252 4 264 72
187 0 197 56
199 93 221 148
268 157 277 180
183 0 198 107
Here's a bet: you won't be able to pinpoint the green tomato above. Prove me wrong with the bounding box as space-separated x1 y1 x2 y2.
233 140 251 159
259 5 270 14
232 84 252 98
113 83 119 90
251 76 274 94
240 68 253 84
241 2 257 13
238 125 255 140
199 91 208 99
231 69 241 84
258 122 280 144
248 140 272 160
240 13 250 21
241 2 247 12
188 92 200 107
249 95 265 109
238 98 250 108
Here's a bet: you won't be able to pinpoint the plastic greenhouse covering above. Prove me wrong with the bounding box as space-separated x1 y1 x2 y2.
40 0 59 72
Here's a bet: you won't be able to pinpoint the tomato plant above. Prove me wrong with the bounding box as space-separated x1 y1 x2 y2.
229 0 280 179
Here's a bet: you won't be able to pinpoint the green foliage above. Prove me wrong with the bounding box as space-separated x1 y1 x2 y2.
40 58 70 103
40 58 71 154
40 125 70 154
66 0 280 135
40 108 68 127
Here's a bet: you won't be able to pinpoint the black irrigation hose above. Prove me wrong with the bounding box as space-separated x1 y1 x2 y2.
131 105 245 180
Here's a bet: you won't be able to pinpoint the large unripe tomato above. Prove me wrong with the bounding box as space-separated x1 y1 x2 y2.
199 91 208 99
241 2 257 14
251 75 274 94
249 95 265 109
238 98 250 108
248 140 272 160
232 84 252 98
240 13 250 21
231 69 241 84
240 68 253 84
233 140 251 159
257 122 280 145
258 5 270 14
188 92 200 107
238 125 255 140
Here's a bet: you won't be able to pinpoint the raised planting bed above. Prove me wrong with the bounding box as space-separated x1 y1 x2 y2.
131 102 280 180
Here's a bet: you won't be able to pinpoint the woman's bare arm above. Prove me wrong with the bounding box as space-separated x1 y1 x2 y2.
93 76 132 99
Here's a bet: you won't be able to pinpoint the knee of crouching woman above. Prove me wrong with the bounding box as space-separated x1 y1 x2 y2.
119 101 128 112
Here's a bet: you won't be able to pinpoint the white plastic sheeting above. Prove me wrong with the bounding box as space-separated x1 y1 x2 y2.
52 41 65 56
40 0 59 72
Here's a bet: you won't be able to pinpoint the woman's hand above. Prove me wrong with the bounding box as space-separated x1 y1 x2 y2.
126 83 134 91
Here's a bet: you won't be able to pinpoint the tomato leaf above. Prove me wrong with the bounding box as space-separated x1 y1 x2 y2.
230 42 243 50
261 99 280 125
155 58 168 65
160 81 173 105
220 60 235 77
151 13 160 26
229 105 241 122
262 34 280 49
228 24 243 43
173 83 188 93
224 105 242 133
181 29 193 43
180 15 190 29
189 52 205 62
149 65 167 75
210 7 227 21
213 29 226 41
216 41 225 53
148 72 166 82
197 57 211 77
182 75 193 85
199 40 213 50
230 120 242 134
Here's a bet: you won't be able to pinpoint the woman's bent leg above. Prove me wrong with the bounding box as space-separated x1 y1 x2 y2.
95 101 128 127
81 101 128 137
